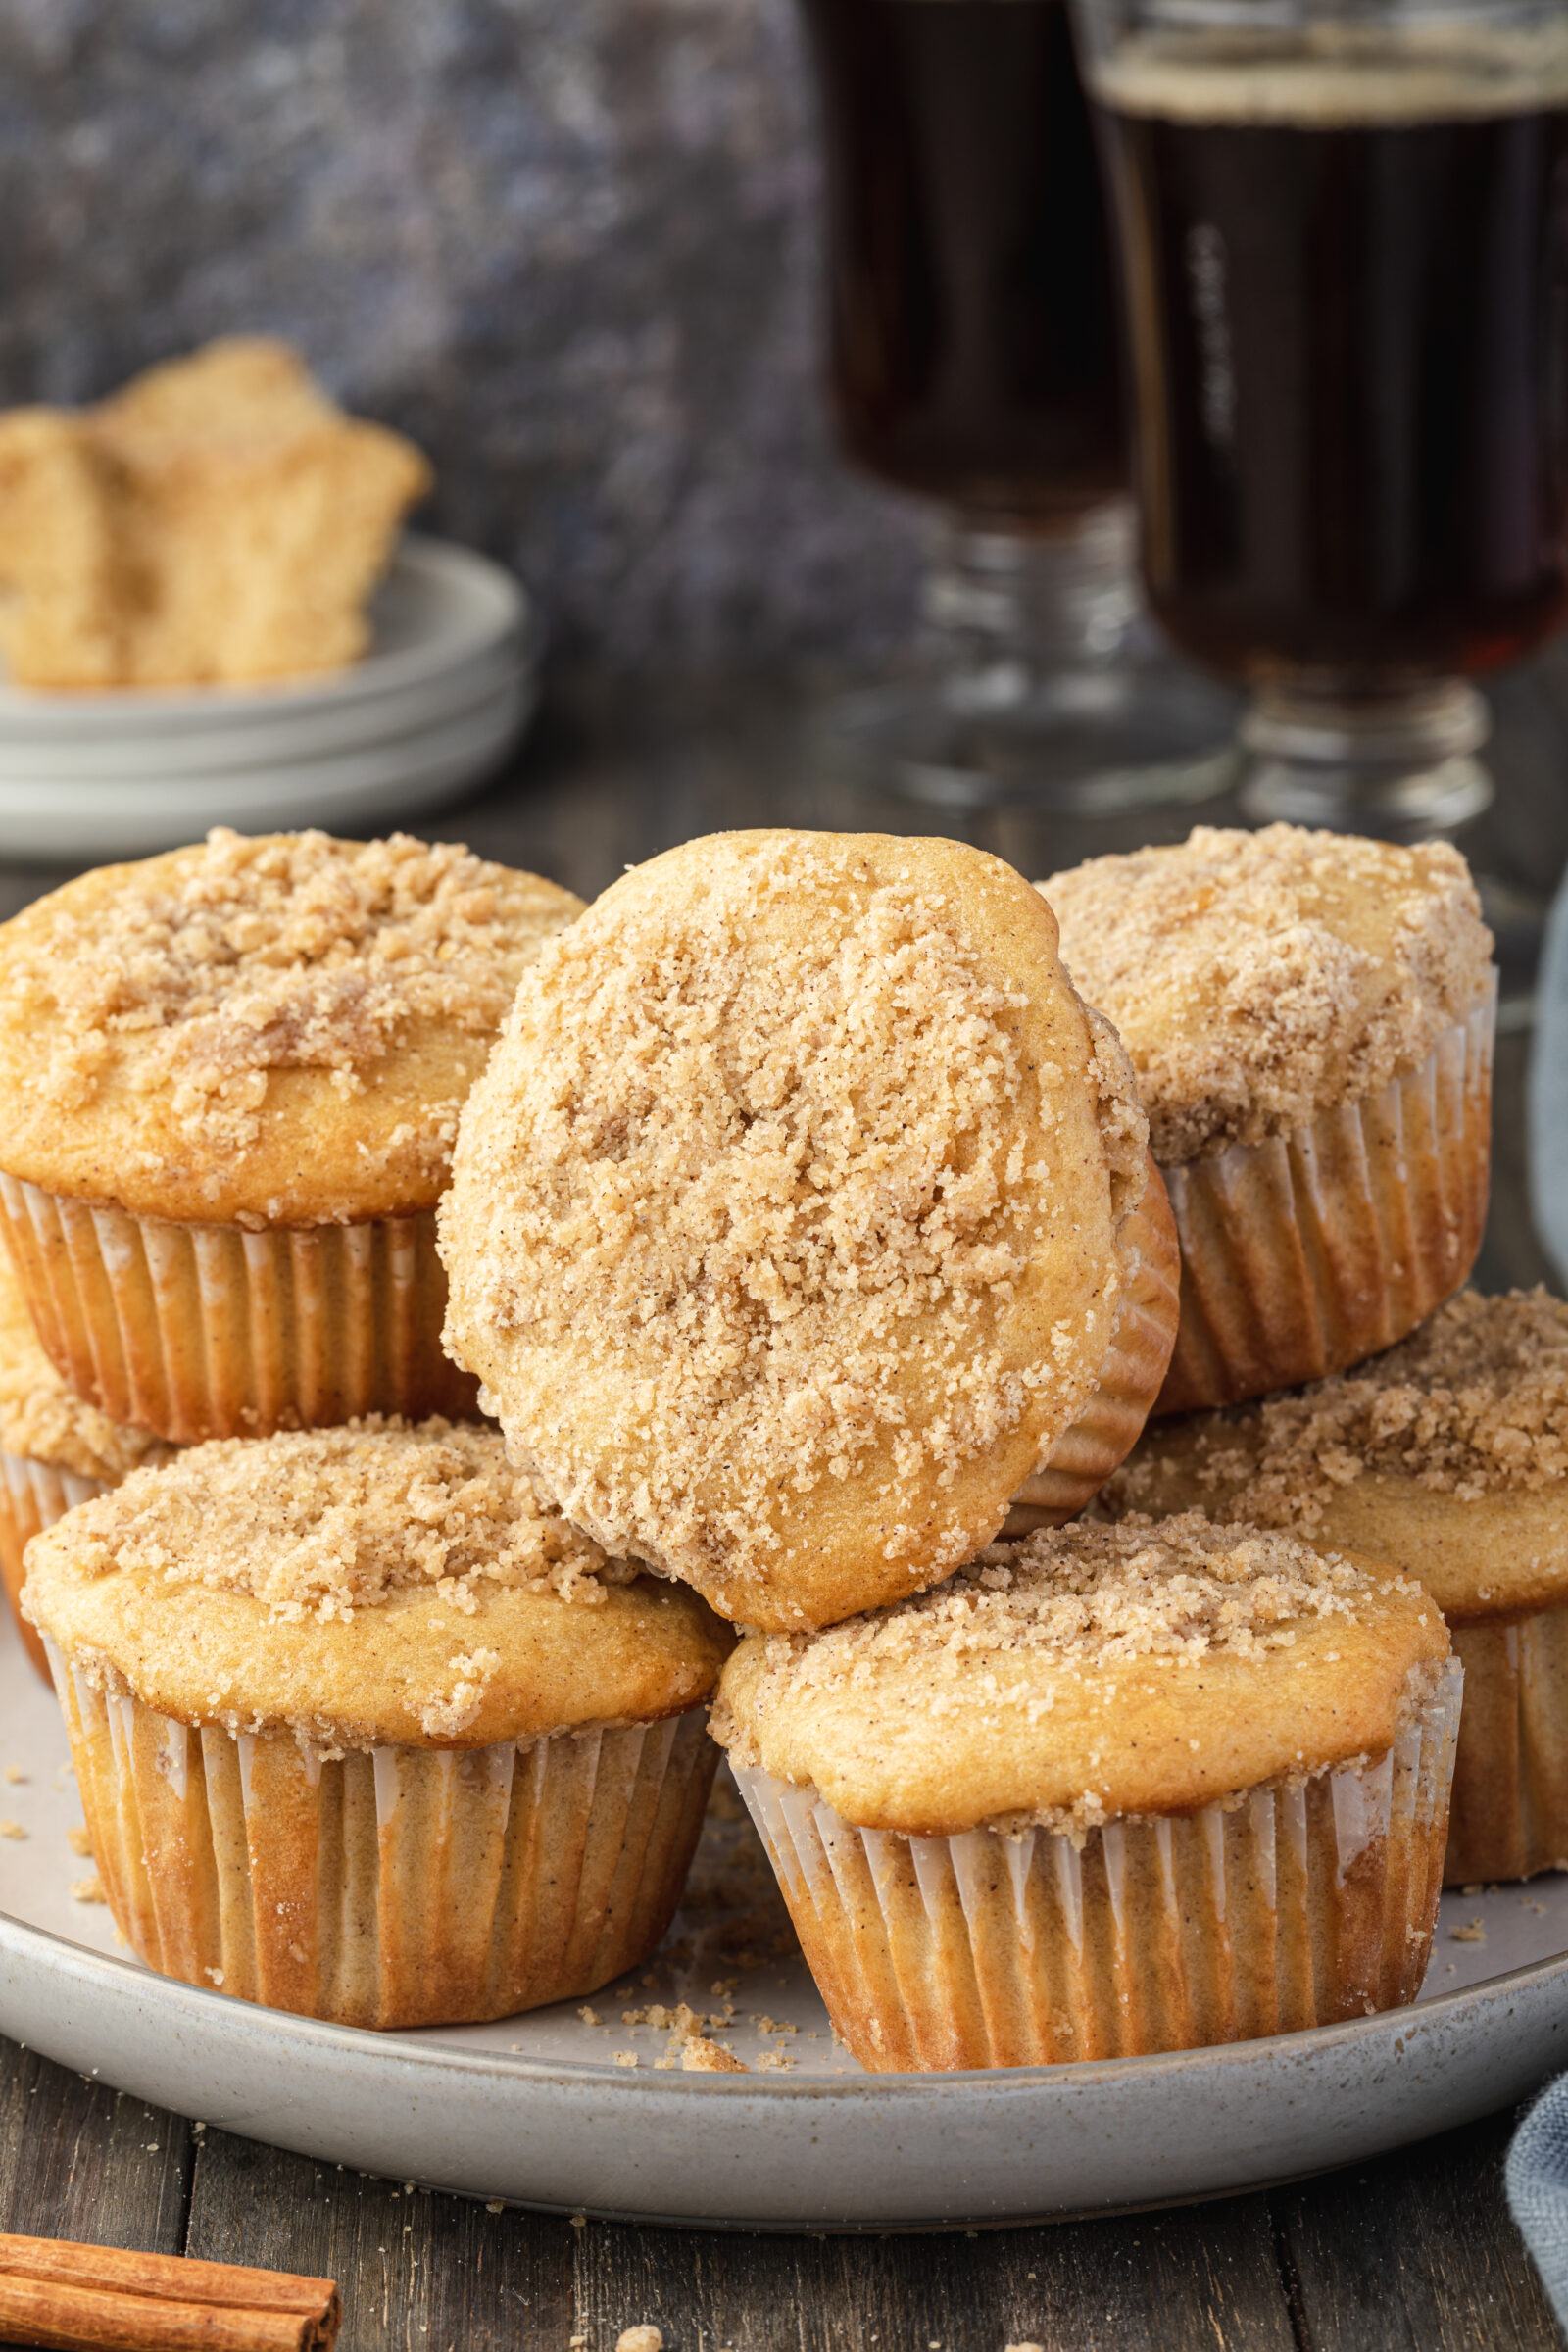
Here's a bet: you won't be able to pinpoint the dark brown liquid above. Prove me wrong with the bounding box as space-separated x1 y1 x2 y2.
1098 81 1568 683
797 0 1128 521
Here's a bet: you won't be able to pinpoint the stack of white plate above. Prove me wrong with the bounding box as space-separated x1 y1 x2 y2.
0 535 538 860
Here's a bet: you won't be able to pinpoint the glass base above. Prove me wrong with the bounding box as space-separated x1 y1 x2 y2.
1236 681 1494 839
822 661 1239 813
821 500 1240 814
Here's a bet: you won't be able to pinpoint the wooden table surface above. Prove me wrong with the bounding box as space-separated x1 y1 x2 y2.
4 662 1568 2351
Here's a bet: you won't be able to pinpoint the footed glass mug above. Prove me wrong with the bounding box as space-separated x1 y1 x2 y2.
796 0 1237 809
1070 0 1568 832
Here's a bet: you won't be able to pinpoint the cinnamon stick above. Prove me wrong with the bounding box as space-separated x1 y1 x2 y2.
0 2234 340 2352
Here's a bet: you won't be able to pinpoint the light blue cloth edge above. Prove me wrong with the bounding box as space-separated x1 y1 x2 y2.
1508 2074 1568 2328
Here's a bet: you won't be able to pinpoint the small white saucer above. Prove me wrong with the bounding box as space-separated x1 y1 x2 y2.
0 537 538 859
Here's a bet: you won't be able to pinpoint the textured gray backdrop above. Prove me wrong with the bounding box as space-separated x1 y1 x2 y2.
0 0 924 665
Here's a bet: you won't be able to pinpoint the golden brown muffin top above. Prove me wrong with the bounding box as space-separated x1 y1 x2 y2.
713 1512 1446 1836
24 1418 731 1748
0 1250 170 1483
1039 824 1493 1164
441 828 1149 1633
1104 1290 1568 1620
0 829 583 1224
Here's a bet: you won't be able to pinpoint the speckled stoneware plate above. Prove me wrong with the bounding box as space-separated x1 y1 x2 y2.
0 537 537 859
2 1609 1566 2230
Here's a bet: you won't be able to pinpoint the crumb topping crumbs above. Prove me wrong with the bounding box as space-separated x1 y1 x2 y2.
1040 824 1493 1163
681 2037 748 2073
0 1383 170 1486
1116 1289 1568 1523
719 1511 1386 1744
51 1417 632 1624
446 836 1144 1582
2 828 580 1168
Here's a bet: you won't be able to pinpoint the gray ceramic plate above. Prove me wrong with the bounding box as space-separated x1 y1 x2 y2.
0 537 536 858
1 1614 1564 2230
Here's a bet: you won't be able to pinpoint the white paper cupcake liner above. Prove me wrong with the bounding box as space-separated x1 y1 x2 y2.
0 1174 479 1443
1158 980 1495 1414
0 1447 106 1680
46 1645 717 2030
1005 1159 1181 1535
732 1659 1460 2070
1446 1609 1568 1884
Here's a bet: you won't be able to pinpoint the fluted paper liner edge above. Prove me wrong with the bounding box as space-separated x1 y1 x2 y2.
0 1448 106 1681
46 1653 718 2029
732 1658 1461 2071
1158 981 1495 1414
0 1176 480 1443
1447 1608 1568 1885
1006 1159 1181 1535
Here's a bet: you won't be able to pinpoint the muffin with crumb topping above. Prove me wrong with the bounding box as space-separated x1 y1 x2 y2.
1103 1288 1568 1886
714 1513 1457 2070
1040 824 1495 1413
0 1250 172 1678
442 827 1160 1634
0 828 583 1443
24 1418 731 2028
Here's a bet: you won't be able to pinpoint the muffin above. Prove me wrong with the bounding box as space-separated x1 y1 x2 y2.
24 1419 731 2028
714 1514 1457 2070
0 829 583 1443
0 1251 172 1679
1040 825 1495 1412
441 828 1152 1633
0 337 430 689
1103 1289 1568 1885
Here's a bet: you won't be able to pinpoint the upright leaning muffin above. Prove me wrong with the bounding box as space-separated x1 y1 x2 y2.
0 829 583 1442
441 828 1153 1632
714 1513 1456 2071
1041 825 1495 1412
0 1251 172 1679
1104 1289 1568 1885
24 1419 731 2028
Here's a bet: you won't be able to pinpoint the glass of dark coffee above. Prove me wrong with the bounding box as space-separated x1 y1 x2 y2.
1072 0 1568 831
797 0 1237 809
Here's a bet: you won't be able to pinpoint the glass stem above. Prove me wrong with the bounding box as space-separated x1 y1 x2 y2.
922 498 1140 707
1236 678 1493 836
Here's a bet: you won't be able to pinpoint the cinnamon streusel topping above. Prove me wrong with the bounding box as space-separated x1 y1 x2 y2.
12 828 575 1153
1040 824 1493 1163
45 1418 624 1624
441 829 1148 1631
715 1510 1446 1836
24 1418 731 1749
1112 1289 1568 1529
720 1513 1385 1712
0 830 583 1221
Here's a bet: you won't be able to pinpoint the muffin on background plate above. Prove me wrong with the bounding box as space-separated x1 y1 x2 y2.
0 336 429 690
24 1418 731 2029
0 828 582 1443
713 1513 1457 2071
1040 824 1495 1413
441 827 1154 1634
0 1250 172 1680
1104 1289 1568 1886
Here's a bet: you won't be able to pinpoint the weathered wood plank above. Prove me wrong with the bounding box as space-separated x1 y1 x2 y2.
569 2192 1297 2352
1273 2107 1563 2352
0 2034 190 2252
183 2128 576 2352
